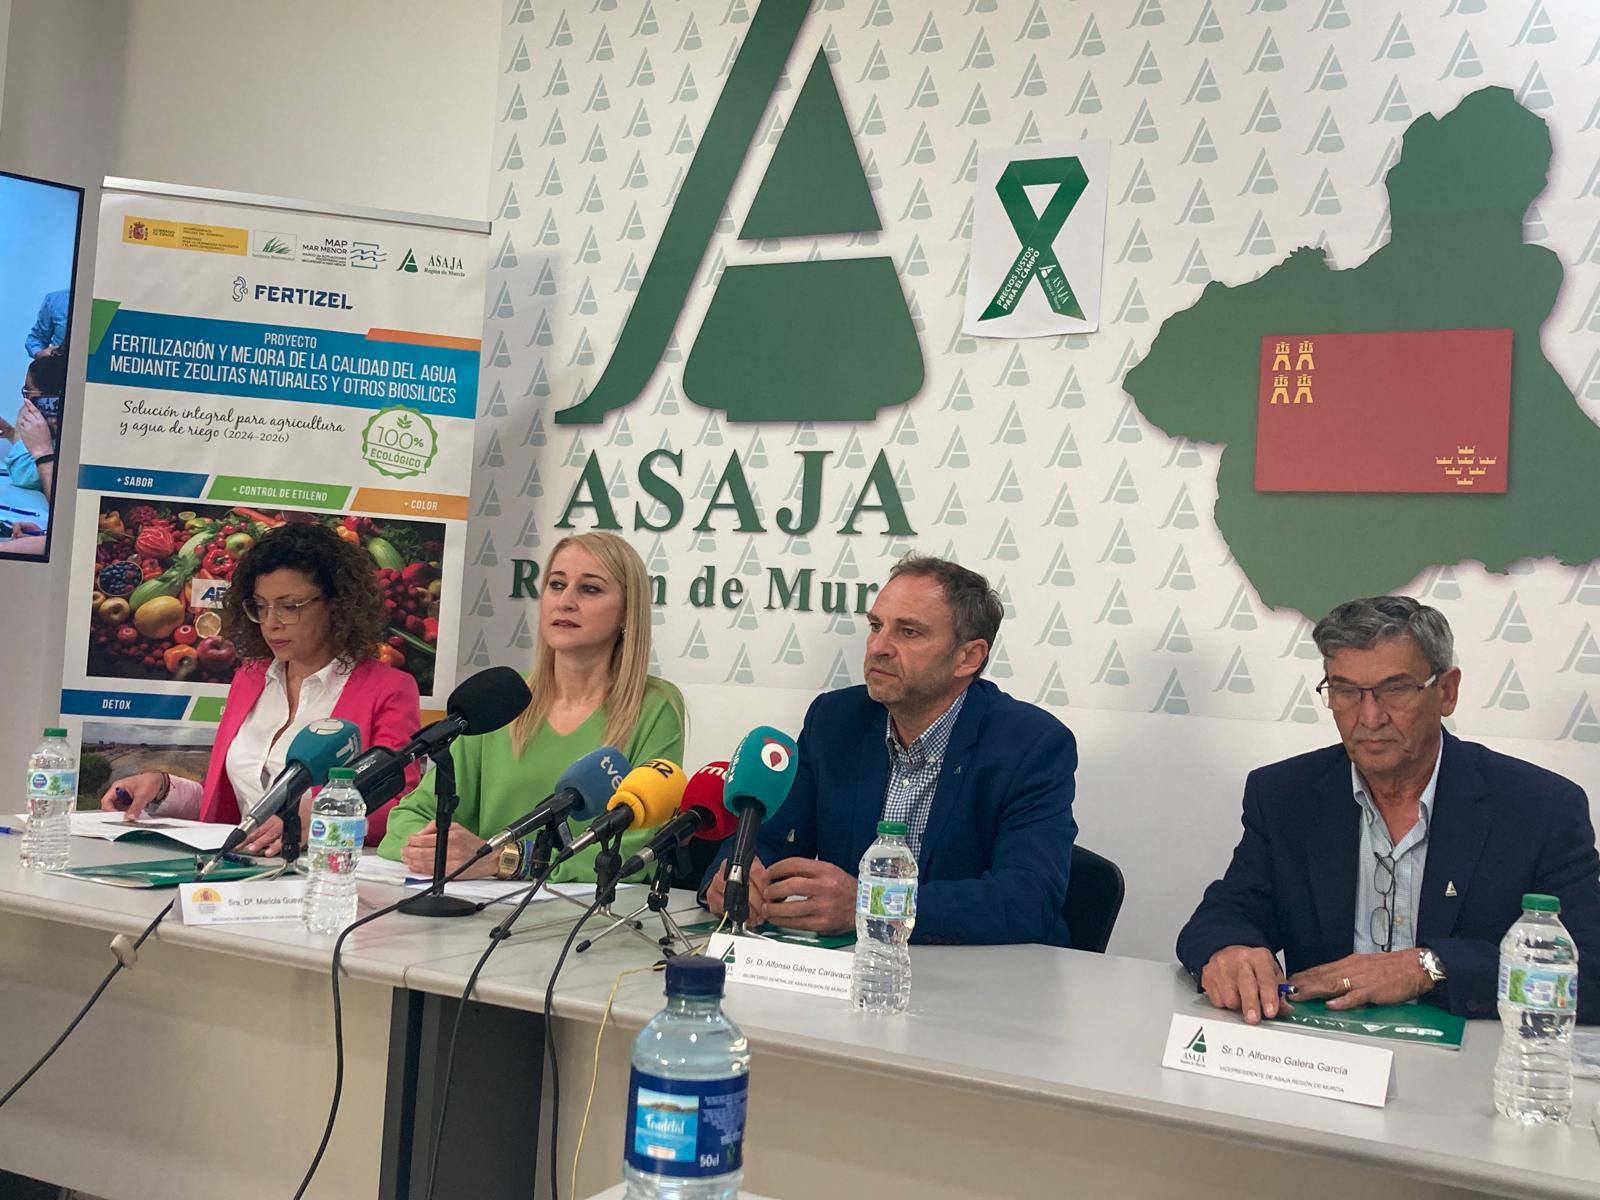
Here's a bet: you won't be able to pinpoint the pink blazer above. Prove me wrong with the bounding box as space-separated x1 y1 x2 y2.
196 657 423 845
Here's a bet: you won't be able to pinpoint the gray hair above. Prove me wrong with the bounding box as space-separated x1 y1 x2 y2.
888 554 1003 674
1311 596 1455 676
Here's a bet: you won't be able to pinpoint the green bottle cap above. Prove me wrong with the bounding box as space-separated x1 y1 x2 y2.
877 820 908 836
327 768 356 781
44 728 67 738
1521 893 1560 913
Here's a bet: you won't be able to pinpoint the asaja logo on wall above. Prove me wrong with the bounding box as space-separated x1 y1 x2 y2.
398 249 419 273
361 405 438 479
251 231 296 259
398 247 466 278
554 0 923 426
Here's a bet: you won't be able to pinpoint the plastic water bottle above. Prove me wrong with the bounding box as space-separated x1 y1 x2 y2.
623 955 749 1200
1493 893 1579 1124
21 728 76 871
850 819 917 1013
302 768 365 934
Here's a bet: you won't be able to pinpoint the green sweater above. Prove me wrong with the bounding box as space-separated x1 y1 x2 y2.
377 678 686 883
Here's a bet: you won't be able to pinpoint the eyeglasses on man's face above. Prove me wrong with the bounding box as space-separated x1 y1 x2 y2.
1316 673 1438 713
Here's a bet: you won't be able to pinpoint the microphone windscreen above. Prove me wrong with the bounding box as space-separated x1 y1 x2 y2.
681 762 736 841
725 727 798 818
555 746 632 823
285 718 362 787
609 759 688 829
446 666 532 736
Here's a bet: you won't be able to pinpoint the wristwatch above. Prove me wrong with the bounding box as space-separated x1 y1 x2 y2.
495 842 524 881
1418 947 1447 986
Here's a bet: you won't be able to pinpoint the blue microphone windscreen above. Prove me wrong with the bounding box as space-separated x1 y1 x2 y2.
555 746 632 822
725 727 798 817
286 718 362 786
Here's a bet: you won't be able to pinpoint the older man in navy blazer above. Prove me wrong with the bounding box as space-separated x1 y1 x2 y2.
1178 596 1600 1024
705 555 1079 946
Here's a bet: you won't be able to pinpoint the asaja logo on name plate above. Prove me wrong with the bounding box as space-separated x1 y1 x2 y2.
1181 1027 1208 1067
361 406 438 479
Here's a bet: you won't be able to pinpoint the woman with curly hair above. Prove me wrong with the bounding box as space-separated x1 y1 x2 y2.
98 521 423 853
379 531 685 882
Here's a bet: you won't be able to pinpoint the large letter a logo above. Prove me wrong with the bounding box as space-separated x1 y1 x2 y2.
554 0 923 425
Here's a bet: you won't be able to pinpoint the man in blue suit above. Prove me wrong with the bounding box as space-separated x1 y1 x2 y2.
705 555 1079 946
1178 596 1600 1024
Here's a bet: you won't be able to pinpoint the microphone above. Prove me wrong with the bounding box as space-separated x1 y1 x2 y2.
474 746 632 859
400 665 531 765
722 727 798 928
222 718 361 855
616 761 735 878
350 666 533 809
557 758 687 863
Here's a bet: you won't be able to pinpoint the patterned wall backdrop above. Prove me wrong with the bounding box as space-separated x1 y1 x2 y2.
467 0 1600 755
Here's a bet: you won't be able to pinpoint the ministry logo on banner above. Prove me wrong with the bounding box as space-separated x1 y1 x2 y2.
963 141 1110 339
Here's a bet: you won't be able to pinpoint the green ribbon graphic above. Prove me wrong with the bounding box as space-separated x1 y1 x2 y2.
979 157 1089 322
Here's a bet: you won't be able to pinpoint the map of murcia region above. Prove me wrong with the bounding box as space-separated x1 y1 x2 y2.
1123 87 1600 619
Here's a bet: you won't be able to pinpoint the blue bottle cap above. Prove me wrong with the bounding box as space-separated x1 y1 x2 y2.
665 954 726 998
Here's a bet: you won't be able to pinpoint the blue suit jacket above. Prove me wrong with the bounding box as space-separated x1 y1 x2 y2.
709 679 1079 946
1176 731 1600 1022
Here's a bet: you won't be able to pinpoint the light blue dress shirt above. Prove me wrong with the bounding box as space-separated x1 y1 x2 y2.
1352 741 1442 954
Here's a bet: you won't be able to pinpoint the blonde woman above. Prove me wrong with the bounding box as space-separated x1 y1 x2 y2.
379 532 685 882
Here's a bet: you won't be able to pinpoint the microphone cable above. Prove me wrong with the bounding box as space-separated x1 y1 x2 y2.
544 894 607 1200
421 863 559 1200
292 853 535 1200
0 849 262 1111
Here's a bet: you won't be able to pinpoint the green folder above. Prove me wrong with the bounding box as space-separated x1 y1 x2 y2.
681 918 855 951
1270 1000 1466 1049
51 856 284 889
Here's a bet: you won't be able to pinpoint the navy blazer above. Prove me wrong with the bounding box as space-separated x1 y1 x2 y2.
1176 731 1600 1022
707 679 1079 946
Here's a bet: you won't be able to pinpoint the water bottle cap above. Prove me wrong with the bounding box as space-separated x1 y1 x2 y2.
664 954 725 998
43 728 67 739
1521 893 1560 913
876 820 908 837
326 768 356 781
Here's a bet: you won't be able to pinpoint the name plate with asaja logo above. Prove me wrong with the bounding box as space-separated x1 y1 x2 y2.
179 877 305 926
1161 1013 1394 1108
706 932 852 1001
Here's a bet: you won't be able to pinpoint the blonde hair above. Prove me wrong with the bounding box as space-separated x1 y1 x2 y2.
508 531 666 755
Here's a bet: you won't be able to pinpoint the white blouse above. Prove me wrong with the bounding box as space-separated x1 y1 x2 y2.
223 657 352 814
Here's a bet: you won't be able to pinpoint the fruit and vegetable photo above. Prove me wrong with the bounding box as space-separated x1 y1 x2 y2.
86 498 446 696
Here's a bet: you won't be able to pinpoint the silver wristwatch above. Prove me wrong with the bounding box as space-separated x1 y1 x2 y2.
1418 947 1447 985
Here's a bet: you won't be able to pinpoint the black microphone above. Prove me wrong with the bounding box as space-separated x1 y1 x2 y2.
400 665 531 765
349 745 408 810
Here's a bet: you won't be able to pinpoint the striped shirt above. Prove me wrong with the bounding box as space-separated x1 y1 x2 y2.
881 690 967 858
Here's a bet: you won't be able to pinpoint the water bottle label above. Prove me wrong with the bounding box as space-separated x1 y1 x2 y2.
856 879 917 919
1498 963 1579 1011
308 814 365 851
27 769 76 798
624 1068 747 1178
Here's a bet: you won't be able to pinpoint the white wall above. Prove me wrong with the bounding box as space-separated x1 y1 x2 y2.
0 0 499 793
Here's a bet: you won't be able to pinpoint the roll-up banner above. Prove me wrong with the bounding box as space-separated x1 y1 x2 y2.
61 178 488 738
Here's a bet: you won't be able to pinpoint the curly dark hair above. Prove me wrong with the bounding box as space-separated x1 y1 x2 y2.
221 521 386 666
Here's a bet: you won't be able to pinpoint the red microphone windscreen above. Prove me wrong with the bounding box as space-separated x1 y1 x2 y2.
682 761 736 841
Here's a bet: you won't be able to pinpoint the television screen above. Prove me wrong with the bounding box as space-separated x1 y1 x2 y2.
0 169 85 562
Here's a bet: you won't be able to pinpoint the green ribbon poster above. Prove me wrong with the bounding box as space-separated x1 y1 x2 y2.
964 141 1109 339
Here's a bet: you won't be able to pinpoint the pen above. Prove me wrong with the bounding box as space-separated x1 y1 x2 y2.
1278 983 1297 997
0 826 19 836
113 786 133 810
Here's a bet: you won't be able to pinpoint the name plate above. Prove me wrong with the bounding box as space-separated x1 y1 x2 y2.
179 877 306 926
706 932 853 1001
1161 1013 1394 1108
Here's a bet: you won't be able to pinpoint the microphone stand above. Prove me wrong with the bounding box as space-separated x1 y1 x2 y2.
523 819 595 921
280 802 304 865
399 746 475 918
609 857 694 957
575 832 659 955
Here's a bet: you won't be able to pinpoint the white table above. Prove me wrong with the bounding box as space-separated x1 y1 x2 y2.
2 836 1598 1200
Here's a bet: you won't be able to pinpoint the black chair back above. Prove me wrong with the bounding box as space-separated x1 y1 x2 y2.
1064 844 1125 954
